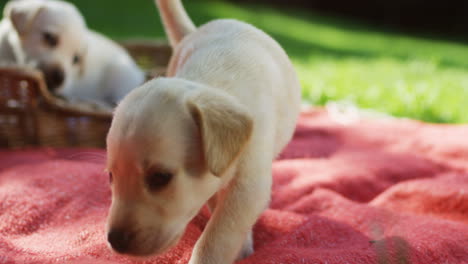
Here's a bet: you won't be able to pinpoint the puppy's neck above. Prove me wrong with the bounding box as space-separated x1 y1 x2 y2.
0 20 25 65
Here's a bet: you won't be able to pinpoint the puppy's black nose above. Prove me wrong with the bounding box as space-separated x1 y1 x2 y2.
41 65 65 91
108 229 132 253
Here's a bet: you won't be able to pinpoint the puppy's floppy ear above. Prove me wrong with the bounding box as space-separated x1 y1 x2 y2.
5 0 45 35
186 89 253 177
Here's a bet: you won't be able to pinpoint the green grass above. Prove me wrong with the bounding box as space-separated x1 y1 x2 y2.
2 0 468 123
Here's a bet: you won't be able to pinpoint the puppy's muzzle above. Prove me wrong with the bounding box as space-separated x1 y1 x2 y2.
107 228 135 254
39 64 65 92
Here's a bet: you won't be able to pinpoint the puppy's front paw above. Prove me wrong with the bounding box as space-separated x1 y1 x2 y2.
236 232 254 261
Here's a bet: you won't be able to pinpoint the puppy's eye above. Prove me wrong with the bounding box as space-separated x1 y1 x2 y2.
73 54 81 65
146 172 173 191
42 32 59 47
109 172 113 184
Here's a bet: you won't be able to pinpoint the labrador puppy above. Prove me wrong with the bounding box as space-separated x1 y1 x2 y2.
105 0 301 263
0 0 144 107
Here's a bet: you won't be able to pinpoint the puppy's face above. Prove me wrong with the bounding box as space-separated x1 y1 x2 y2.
105 78 253 256
5 0 88 92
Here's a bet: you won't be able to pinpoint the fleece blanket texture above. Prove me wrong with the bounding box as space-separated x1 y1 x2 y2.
0 109 467 264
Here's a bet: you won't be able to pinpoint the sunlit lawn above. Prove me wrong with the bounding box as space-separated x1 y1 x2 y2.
2 0 467 123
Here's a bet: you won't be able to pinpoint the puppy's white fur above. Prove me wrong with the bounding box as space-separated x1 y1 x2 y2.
106 0 301 263
0 0 144 106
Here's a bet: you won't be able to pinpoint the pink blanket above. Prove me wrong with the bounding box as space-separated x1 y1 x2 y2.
1 109 467 264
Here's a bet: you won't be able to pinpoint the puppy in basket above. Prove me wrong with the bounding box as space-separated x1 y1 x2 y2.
0 0 144 108
105 0 301 263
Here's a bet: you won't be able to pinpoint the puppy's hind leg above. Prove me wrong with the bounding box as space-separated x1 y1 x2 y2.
207 193 219 214
189 159 272 264
237 231 254 260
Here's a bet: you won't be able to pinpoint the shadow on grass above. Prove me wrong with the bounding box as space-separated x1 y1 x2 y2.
270 31 468 71
194 1 468 70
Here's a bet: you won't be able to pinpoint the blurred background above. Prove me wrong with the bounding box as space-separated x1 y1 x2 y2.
2 0 467 123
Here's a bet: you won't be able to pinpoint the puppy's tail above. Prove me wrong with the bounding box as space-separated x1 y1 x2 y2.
155 0 196 47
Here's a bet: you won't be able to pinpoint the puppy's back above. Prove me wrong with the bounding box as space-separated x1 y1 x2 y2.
171 19 301 156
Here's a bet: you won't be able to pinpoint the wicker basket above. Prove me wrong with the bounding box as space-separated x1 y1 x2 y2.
0 40 171 149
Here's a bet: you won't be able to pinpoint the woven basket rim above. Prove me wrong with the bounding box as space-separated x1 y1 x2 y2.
0 39 172 148
0 40 172 120
119 38 169 46
0 65 114 119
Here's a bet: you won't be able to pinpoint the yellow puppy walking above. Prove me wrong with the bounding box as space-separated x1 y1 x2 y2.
105 0 301 263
